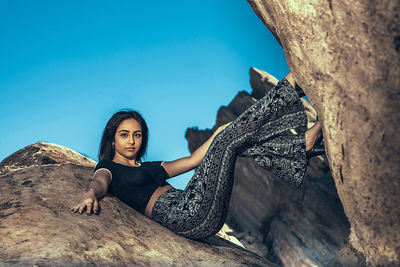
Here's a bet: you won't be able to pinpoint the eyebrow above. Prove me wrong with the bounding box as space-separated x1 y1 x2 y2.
118 130 142 133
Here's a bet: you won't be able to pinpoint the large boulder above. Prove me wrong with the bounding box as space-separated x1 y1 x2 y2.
0 142 275 266
246 1 400 266
186 68 350 266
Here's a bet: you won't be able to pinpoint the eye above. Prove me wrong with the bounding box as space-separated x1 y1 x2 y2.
135 134 142 138
120 133 128 137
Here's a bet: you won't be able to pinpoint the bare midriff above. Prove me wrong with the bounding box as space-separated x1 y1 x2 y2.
144 184 173 218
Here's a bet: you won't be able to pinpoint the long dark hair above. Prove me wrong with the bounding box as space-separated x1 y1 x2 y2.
98 110 149 162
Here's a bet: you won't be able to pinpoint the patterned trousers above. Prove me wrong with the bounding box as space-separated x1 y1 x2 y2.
151 78 308 239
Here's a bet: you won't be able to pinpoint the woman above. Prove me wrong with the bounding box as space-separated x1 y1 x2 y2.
71 72 324 239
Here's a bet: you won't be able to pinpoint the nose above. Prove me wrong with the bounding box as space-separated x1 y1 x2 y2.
128 135 135 145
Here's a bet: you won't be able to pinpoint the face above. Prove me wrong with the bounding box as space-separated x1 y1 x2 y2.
113 118 143 161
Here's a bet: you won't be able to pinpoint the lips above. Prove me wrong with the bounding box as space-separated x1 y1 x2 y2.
126 147 135 151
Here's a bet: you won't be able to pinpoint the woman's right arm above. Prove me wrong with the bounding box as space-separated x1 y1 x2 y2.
70 169 111 215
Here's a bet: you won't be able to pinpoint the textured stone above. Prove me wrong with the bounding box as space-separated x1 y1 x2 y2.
186 69 350 266
246 1 400 265
0 142 275 266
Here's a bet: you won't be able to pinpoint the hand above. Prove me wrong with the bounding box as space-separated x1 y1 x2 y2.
70 190 99 215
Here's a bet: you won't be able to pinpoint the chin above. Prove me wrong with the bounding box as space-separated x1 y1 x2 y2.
125 153 138 159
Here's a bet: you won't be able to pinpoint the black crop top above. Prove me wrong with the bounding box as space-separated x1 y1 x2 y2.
93 159 170 215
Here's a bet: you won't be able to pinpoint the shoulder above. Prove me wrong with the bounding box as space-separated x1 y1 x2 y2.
142 161 167 170
142 161 163 166
94 159 115 171
143 161 169 179
93 159 115 180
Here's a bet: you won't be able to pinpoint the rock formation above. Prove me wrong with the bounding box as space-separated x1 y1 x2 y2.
0 142 275 266
245 1 400 266
186 67 350 266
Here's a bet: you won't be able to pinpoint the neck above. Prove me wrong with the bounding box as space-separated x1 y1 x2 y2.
113 154 139 167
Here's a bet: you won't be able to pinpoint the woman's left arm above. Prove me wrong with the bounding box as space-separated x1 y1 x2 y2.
162 122 232 178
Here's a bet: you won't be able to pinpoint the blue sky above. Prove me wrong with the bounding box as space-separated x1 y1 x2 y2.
0 1 289 189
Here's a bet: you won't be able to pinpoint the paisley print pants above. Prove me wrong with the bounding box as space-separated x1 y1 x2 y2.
151 78 308 239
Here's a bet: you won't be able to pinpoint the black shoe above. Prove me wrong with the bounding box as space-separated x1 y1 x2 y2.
295 84 306 98
306 131 325 159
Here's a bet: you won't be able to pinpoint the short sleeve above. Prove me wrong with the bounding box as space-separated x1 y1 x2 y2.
93 159 114 180
150 161 170 185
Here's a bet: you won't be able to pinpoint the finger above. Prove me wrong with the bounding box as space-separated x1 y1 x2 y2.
93 200 99 214
71 204 81 213
78 203 86 214
87 202 93 215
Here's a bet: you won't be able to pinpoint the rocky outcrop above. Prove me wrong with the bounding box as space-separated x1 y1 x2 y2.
0 142 275 266
246 1 400 266
186 68 350 266
0 142 95 176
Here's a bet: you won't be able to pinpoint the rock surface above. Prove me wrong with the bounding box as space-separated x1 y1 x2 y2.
0 142 275 266
186 68 350 266
246 1 400 266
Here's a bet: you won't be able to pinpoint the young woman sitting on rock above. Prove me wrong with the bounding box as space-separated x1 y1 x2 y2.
71 72 324 239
